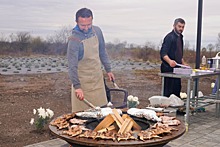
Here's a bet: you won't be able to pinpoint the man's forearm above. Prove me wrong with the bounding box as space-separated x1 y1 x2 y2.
163 55 172 65
163 55 177 67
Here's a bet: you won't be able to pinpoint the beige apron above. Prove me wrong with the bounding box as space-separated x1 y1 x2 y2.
71 34 107 112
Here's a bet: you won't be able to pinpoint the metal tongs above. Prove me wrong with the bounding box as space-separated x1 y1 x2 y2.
82 98 102 118
83 98 96 109
112 79 120 89
76 94 96 109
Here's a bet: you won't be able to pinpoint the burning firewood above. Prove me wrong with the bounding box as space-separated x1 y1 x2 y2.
94 108 141 134
94 114 115 131
97 125 116 133
122 114 141 131
112 109 124 127
118 118 133 134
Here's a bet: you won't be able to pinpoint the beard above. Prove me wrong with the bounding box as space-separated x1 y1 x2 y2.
174 28 183 34
82 30 89 33
81 27 92 33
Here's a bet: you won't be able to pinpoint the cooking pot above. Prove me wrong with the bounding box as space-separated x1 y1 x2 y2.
208 52 220 70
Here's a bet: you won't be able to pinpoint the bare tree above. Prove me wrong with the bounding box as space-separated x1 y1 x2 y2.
46 26 72 44
31 36 48 54
16 32 31 42
113 38 120 45
15 32 31 53
45 26 72 55
0 33 8 54
184 40 190 50
9 33 16 42
207 43 214 57
202 47 207 54
144 41 155 49
0 32 8 42
216 33 220 51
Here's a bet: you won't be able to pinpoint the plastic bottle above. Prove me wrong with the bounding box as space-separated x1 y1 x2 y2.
184 114 188 132
201 56 206 70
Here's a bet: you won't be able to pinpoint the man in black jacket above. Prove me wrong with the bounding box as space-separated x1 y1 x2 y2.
160 18 188 97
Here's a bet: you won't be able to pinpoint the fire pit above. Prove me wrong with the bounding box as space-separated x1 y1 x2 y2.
49 109 185 147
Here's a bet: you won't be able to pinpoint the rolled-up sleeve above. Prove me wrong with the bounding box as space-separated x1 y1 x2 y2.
67 39 81 89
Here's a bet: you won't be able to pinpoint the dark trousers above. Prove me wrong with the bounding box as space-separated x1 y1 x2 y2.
161 63 181 97
164 77 181 97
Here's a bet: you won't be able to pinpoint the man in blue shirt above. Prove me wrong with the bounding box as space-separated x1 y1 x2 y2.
67 8 115 112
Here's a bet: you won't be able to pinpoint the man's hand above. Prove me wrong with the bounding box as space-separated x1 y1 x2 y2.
75 88 84 101
169 60 177 67
107 72 115 82
163 55 176 67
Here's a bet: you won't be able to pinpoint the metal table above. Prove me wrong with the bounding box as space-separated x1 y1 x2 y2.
159 71 220 125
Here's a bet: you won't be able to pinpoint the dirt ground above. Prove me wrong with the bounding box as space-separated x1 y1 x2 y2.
0 69 216 147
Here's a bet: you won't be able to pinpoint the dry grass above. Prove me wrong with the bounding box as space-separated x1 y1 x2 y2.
108 47 219 65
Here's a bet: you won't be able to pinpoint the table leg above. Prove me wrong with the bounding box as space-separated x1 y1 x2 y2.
186 79 191 125
194 78 199 108
161 76 164 96
192 79 196 107
216 74 220 117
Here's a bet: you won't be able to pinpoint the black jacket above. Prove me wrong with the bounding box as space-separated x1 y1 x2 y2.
160 30 183 72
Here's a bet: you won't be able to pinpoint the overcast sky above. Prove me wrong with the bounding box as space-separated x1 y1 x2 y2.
0 0 219 48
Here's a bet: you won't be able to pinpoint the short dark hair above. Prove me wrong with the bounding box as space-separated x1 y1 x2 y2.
75 8 93 22
174 18 185 25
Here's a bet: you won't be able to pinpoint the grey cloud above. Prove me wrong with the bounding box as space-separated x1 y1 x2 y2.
0 0 219 47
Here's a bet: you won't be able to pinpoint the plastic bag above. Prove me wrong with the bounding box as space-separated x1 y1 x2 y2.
169 94 184 107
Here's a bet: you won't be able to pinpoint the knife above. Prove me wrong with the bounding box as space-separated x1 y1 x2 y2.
176 63 191 69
